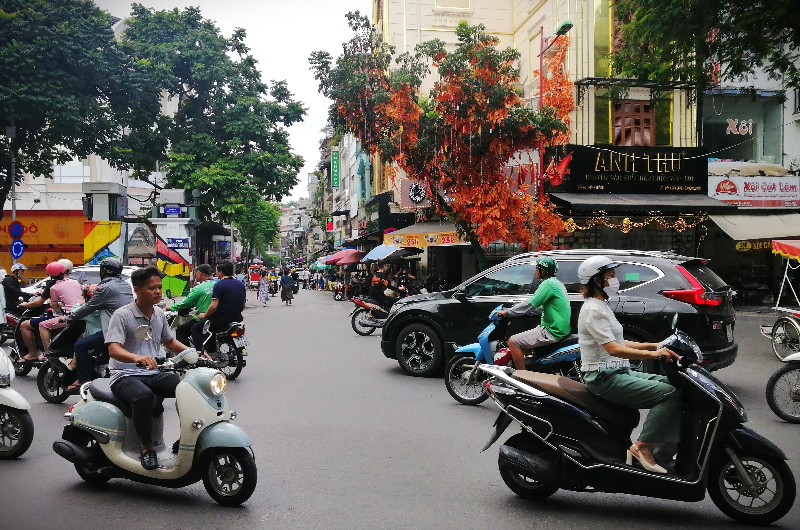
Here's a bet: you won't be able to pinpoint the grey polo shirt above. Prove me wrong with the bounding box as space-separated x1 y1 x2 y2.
105 302 174 384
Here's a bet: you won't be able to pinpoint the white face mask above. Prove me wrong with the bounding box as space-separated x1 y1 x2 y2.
604 277 620 297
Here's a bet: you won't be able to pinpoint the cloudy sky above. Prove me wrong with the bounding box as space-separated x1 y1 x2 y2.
94 0 372 201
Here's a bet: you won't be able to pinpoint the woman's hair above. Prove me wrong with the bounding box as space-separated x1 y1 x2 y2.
131 265 164 287
582 273 607 300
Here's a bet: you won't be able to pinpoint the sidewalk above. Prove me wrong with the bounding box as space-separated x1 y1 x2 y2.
735 305 794 318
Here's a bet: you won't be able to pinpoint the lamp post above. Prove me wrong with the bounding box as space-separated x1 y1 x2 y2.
536 20 573 198
5 125 17 264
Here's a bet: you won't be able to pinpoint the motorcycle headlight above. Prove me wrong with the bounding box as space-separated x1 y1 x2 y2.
209 373 227 396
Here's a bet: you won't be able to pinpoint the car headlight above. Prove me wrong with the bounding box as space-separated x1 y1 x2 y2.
209 372 227 396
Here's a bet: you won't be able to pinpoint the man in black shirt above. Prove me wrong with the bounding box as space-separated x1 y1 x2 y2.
368 263 400 308
2 263 29 314
195 260 246 350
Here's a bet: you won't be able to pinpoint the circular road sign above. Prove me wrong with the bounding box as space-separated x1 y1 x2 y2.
8 221 23 239
10 239 24 260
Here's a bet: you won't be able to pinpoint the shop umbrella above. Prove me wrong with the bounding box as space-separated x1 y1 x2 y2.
326 248 366 265
361 244 401 263
379 247 423 262
310 261 332 271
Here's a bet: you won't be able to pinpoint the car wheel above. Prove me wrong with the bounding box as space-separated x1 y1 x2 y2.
395 323 444 377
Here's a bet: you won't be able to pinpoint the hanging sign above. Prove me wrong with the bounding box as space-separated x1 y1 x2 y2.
709 176 800 208
166 238 189 249
331 148 340 188
384 230 462 247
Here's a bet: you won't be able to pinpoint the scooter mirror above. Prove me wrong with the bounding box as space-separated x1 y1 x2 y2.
671 313 679 330
134 325 153 342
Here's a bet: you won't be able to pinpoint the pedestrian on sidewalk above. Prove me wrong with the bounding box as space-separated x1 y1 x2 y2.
258 272 270 306
280 269 294 305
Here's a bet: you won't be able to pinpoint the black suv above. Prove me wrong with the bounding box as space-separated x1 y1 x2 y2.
379 249 737 377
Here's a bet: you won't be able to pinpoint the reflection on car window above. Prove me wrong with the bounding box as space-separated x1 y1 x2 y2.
465 264 537 297
73 270 101 285
615 264 659 290
555 261 583 294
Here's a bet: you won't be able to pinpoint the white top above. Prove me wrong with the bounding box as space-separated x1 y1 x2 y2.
577 297 630 372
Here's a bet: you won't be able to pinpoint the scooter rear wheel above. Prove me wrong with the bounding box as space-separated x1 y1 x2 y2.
219 349 244 380
202 447 257 506
707 452 795 525
498 433 559 500
444 355 489 405
72 432 111 485
0 405 34 459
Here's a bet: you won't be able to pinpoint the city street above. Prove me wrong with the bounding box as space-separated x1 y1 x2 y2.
1 289 799 529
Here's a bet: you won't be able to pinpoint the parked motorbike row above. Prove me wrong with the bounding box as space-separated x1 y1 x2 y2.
2 294 255 506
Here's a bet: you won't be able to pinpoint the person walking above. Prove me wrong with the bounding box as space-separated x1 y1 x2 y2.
257 271 270 306
280 269 294 305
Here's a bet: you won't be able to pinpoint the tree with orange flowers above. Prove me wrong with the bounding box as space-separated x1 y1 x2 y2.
311 14 568 269
534 35 574 146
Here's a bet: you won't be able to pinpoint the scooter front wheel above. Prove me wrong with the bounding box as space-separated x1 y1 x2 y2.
707 452 795 525
765 363 800 423
37 361 71 403
0 405 34 459
444 355 489 405
202 447 257 506
351 308 376 336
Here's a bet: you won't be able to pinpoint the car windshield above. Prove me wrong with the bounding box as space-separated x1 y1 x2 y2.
464 263 537 297
72 270 102 285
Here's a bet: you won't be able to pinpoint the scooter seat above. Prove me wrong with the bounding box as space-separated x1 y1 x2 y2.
88 378 164 418
532 334 579 357
512 371 640 430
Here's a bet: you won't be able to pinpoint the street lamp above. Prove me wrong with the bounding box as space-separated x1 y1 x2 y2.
536 21 573 197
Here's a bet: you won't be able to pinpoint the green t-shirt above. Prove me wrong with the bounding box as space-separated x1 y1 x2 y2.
169 279 215 320
528 277 571 339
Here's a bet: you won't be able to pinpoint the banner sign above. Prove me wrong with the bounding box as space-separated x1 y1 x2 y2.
331 148 340 188
545 144 707 194
166 238 189 249
708 175 800 208
735 239 772 252
384 230 462 247
163 206 182 216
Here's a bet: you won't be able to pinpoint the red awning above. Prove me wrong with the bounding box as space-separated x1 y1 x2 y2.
772 240 800 261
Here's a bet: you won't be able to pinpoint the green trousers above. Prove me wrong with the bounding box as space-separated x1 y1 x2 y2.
583 368 682 443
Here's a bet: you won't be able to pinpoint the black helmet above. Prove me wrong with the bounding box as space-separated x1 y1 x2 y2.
99 257 123 277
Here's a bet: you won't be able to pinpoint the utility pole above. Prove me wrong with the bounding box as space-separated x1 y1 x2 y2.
5 124 17 264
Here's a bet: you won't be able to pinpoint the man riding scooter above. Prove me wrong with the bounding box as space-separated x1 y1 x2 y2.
105 265 192 470
61 258 133 393
167 264 216 350
2 263 29 315
496 257 571 370
17 263 61 364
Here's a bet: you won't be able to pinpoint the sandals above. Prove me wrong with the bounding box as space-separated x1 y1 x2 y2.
66 381 87 393
16 354 44 365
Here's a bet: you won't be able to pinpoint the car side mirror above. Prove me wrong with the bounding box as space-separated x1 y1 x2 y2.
454 291 468 303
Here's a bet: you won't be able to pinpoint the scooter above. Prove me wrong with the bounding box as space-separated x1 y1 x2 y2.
199 319 247 380
478 325 796 525
8 305 50 377
760 323 800 422
444 305 581 405
0 345 34 459
349 296 391 336
52 346 257 506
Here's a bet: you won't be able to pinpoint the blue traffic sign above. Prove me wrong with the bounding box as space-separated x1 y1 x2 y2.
10 239 24 259
8 221 23 239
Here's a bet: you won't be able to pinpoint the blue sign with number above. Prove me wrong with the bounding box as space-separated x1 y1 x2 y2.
163 206 182 216
8 221 23 239
10 239 24 259
166 238 189 249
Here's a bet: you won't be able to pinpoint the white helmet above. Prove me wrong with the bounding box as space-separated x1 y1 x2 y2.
11 263 26 272
578 256 621 284
58 258 73 273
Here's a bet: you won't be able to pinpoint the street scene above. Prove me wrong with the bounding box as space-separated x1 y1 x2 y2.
3 0 800 528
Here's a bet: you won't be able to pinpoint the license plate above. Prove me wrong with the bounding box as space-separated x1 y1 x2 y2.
233 336 248 348
726 324 733 343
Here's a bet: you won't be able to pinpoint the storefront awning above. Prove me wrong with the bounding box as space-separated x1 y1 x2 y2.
709 213 800 241
383 222 467 247
550 193 734 212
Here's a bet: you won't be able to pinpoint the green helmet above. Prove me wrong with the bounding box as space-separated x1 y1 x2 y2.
536 257 558 275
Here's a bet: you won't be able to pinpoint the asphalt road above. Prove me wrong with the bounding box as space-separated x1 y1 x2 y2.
1 291 798 529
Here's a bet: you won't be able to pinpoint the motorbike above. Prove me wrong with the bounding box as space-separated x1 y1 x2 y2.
198 318 247 380
478 324 796 525
760 323 800 423
37 319 109 404
350 296 396 336
268 279 279 296
1 311 17 345
445 305 581 405
52 346 257 506
7 305 50 377
332 281 346 301
0 346 34 459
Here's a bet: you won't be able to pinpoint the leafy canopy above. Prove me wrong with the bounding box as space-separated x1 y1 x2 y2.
0 0 160 218
119 4 306 222
311 13 567 248
612 0 800 88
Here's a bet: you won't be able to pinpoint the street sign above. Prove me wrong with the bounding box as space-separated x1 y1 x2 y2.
166 238 189 249
163 206 182 216
8 221 23 239
10 239 24 259
331 148 340 188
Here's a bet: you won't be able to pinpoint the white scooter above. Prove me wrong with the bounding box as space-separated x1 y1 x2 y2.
0 346 34 459
52 341 257 506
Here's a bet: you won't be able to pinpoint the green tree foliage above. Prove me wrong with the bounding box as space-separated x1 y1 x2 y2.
0 0 160 219
235 199 279 264
118 4 306 221
613 0 800 89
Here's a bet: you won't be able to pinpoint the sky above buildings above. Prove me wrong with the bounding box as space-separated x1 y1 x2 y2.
94 0 372 201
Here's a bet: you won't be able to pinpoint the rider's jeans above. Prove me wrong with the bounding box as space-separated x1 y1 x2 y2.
75 331 105 382
583 368 681 443
111 373 180 446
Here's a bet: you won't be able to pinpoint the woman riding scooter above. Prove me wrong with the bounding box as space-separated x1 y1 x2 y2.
577 255 681 474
